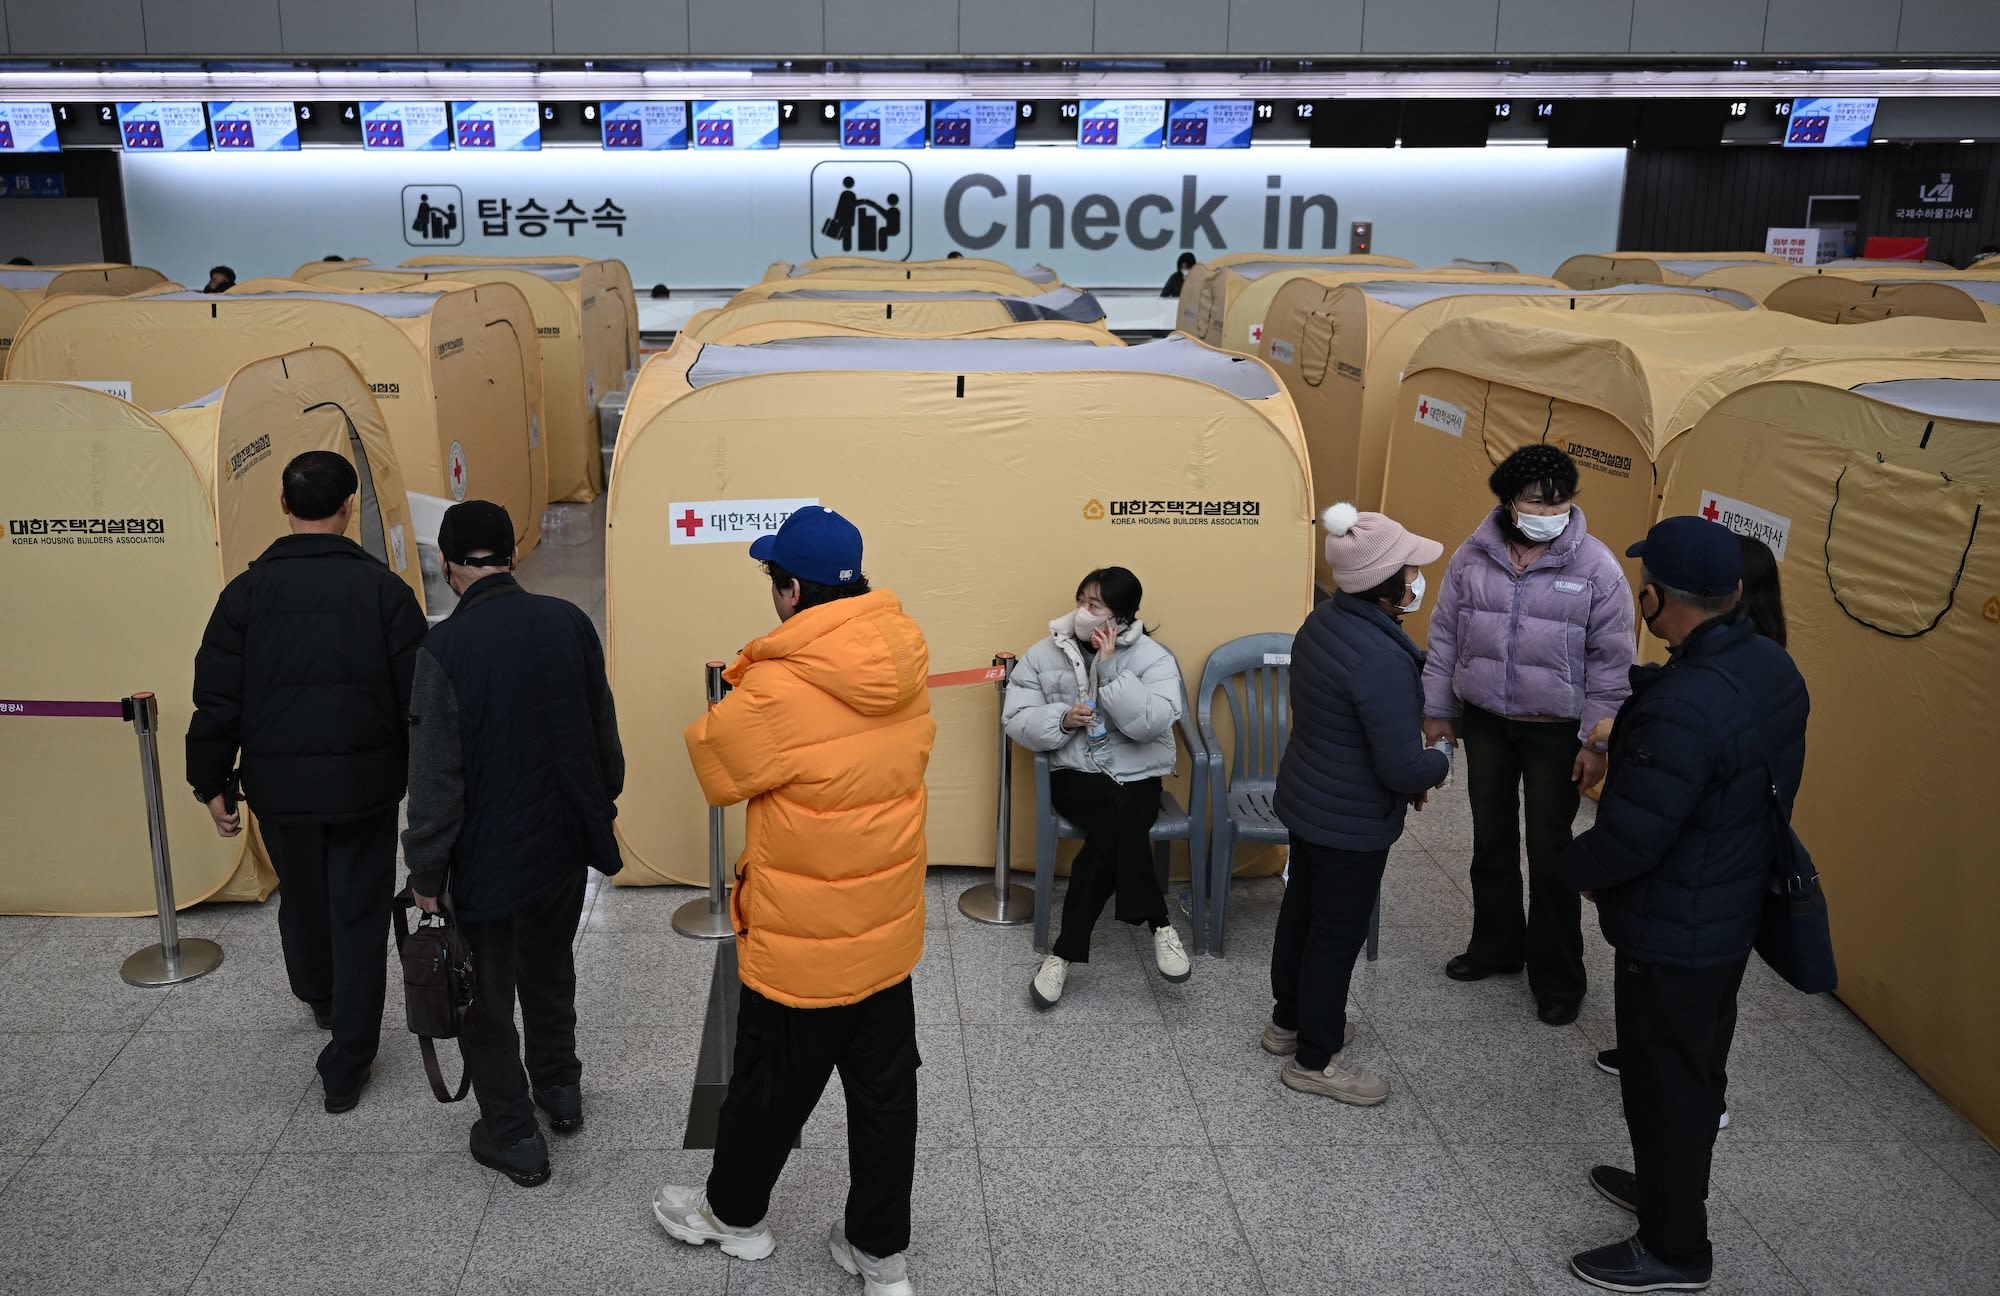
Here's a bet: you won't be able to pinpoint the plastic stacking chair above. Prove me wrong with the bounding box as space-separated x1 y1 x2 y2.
1197 632 1381 959
1024 669 1210 955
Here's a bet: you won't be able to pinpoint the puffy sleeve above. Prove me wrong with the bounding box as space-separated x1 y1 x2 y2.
684 659 792 807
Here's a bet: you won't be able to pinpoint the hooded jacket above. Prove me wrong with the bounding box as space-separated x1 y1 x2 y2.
685 589 935 1009
1002 612 1183 783
1422 506 1635 744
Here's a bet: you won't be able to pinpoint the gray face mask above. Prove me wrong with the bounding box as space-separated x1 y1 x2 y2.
1513 508 1570 543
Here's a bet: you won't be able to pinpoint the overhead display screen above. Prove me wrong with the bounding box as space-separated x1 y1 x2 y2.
840 100 927 150
360 101 449 151
452 101 541 151
0 104 60 153
1077 99 1166 149
116 102 209 152
206 101 299 151
600 101 688 150
929 100 1017 149
1785 97 1878 148
692 100 780 150
1166 100 1255 149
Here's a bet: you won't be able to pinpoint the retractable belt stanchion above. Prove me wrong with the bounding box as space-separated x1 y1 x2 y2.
958 653 1034 926
119 692 225 986
674 661 737 941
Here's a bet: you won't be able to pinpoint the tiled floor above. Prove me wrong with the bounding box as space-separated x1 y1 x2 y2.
4 506 1996 1295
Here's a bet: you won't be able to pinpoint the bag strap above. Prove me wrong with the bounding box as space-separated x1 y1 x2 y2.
393 893 475 1104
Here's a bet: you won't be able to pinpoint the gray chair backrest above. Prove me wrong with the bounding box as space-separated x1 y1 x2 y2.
1195 632 1295 786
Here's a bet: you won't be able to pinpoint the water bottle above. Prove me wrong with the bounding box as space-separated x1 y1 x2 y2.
1085 698 1108 743
1430 737 1455 789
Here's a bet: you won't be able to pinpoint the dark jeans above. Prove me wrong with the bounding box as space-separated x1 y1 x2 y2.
1615 954 1746 1270
455 873 589 1144
261 812 398 1094
708 978 920 1260
1270 838 1390 1070
1460 703 1586 1003
1049 769 1166 963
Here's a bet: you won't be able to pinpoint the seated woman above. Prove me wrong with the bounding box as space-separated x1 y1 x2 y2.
1003 567 1189 1009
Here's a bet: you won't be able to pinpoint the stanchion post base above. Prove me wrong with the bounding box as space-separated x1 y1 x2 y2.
672 898 736 942
957 882 1036 926
120 938 224 988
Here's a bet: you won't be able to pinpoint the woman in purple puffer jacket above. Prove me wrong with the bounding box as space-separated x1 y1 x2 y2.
1420 445 1635 1026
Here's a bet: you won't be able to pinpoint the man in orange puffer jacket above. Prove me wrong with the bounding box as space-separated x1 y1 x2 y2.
653 505 935 1296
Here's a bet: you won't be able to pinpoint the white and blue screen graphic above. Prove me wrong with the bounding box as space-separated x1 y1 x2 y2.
600 101 688 150
1077 99 1166 149
116 102 210 153
0 104 59 153
1784 98 1878 149
839 100 927 150
359 102 450 151
1166 100 1254 149
691 101 780 150
206 101 299 152
451 102 541 151
928 100 1016 149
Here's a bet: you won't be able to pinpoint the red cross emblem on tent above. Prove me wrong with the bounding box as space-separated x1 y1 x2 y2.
1249 324 1264 343
447 441 467 501
1418 400 1429 418
1701 497 1721 521
676 509 704 538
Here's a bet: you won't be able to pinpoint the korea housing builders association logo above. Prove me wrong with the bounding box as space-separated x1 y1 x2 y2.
1083 498 1262 525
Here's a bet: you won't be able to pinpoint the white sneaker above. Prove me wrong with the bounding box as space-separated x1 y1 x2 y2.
1030 954 1068 1009
1153 925 1192 983
829 1222 916 1295
1719 1110 1731 1130
652 1184 777 1260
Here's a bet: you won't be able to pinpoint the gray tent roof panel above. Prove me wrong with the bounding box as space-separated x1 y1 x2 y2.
150 290 443 318
1878 278 2000 304
401 263 585 283
1655 257 1783 276
0 269 60 289
686 333 1280 400
761 285 1103 322
1849 378 2000 423
1346 281 1755 311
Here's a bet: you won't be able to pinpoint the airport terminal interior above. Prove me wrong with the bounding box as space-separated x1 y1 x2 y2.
3 3 2000 1294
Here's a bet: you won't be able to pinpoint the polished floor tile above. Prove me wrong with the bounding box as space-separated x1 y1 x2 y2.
41 1028 319 1155
963 1022 1198 1147
0 1032 130 1153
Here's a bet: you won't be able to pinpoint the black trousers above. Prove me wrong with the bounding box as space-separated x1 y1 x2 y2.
261 812 399 1094
708 978 920 1260
1270 838 1390 1070
1615 954 1747 1270
455 873 589 1144
1049 769 1166 963
1460 703 1586 1003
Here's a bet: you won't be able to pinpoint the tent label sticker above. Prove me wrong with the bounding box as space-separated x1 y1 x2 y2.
389 523 407 572
63 379 133 402
1268 339 1296 365
670 498 820 545
1104 499 1261 527
1415 395 1465 437
1700 490 1792 561
448 440 468 501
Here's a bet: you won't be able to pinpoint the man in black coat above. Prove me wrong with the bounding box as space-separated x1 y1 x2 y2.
1558 516 1809 1294
186 451 427 1113
404 501 624 1188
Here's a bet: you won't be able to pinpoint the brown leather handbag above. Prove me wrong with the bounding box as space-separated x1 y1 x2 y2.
393 891 479 1102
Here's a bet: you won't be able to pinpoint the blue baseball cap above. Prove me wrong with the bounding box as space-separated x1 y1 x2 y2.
749 506 864 586
1626 515 1742 597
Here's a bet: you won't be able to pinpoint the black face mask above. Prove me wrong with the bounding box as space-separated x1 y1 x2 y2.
1638 584 1662 635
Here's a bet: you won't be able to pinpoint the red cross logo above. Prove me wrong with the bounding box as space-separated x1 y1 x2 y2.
1418 400 1430 418
676 509 704 538
1250 325 1263 342
1702 498 1720 521
452 456 463 487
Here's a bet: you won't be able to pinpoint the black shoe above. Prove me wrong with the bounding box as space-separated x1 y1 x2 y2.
1570 1235 1711 1292
470 1119 551 1187
311 1006 333 1031
1446 953 1523 982
323 1069 370 1115
533 1084 584 1134
1596 1048 1621 1076
1538 997 1582 1026
1589 1165 1638 1214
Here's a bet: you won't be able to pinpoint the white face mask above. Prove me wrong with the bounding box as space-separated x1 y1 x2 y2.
1514 508 1571 544
1400 573 1426 614
1072 608 1113 638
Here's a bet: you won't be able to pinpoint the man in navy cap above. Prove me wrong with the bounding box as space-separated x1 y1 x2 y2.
1557 516 1809 1293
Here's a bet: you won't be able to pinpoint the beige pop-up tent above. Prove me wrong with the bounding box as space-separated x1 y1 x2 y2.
1817 258 1966 274
680 289 1110 342
1216 267 1565 361
1262 281 1752 564
1660 375 2000 1145
314 263 627 503
604 333 1313 887
699 318 1121 347
404 255 639 374
766 257 1060 284
1180 254 1419 350
1381 311 2000 645
290 258 373 280
729 269 1057 303
0 264 173 367
1686 263 1811 301
1554 251 1789 290
1443 259 1522 273
6 284 547 555
1766 275 2000 324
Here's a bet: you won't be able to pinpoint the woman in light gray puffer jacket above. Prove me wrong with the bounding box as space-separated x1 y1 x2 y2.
1003 567 1188 1009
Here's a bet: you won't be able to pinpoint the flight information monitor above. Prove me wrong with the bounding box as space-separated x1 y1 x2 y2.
840 100 927 149
116 102 209 152
1166 100 1254 149
928 100 1017 149
1077 99 1166 149
451 102 541 151
691 101 780 150
207 101 300 151
360 102 449 151
600 101 688 150
0 104 60 153
1784 97 1878 148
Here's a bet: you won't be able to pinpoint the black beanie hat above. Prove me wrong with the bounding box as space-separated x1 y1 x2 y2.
1489 444 1579 503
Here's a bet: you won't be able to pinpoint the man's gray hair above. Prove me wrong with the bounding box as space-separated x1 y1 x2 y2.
1641 567 1736 615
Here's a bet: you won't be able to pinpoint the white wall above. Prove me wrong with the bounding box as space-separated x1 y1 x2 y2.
120 146 1625 289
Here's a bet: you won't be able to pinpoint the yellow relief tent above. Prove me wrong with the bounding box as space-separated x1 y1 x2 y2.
5 283 548 556
1554 251 1790 290
1816 258 1967 274
290 258 373 280
680 289 1111 343
1 351 416 914
1660 375 2000 1145
696 318 1122 347
727 269 1059 304
1381 311 2000 646
1178 253 1418 350
1765 275 2000 324
403 255 640 374
765 257 1059 284
1260 279 1750 559
603 333 1314 887
1443 259 1521 273
1685 264 1813 301
0 263 172 369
